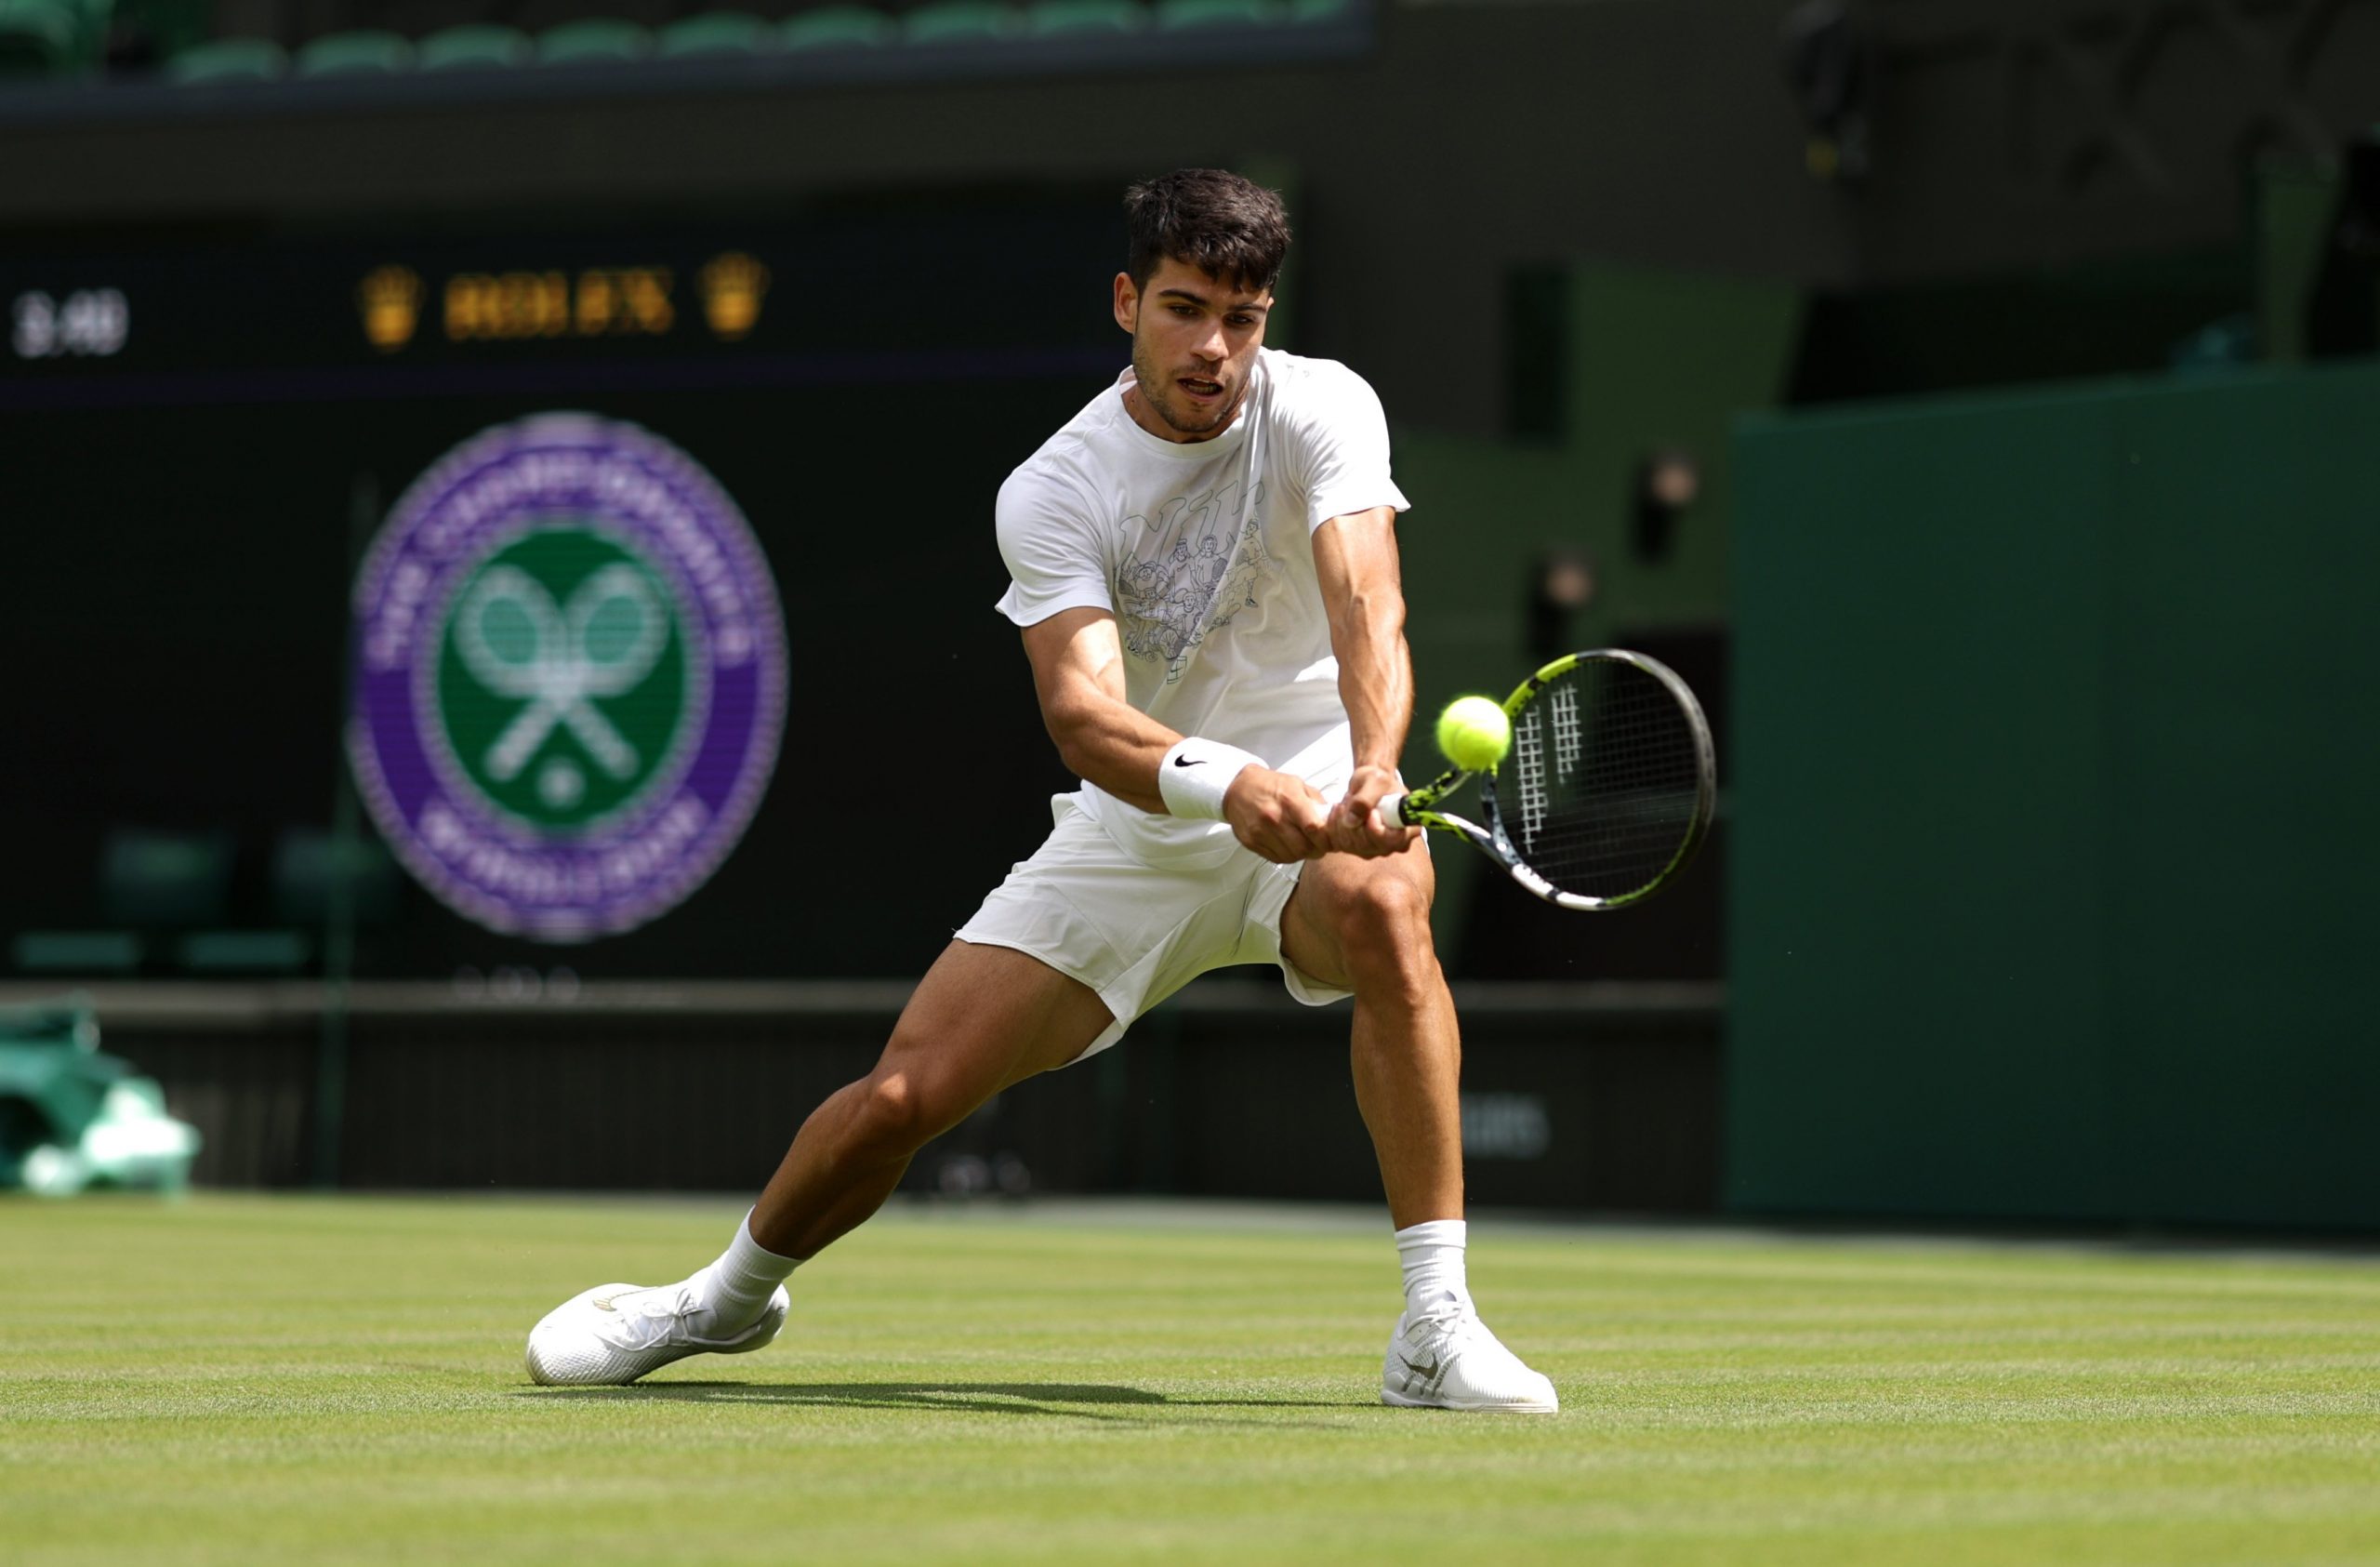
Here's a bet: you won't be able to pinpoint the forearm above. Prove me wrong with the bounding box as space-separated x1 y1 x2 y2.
1040 691 1183 814
1333 586 1414 774
1019 605 1326 859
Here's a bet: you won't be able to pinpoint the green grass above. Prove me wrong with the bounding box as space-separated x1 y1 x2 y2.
5 1194 2378 1565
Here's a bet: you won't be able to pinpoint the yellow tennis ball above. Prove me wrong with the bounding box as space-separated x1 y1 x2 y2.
1435 695 1512 772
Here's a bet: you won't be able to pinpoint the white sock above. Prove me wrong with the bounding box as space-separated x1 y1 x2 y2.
690 1210 800 1335
1395 1218 1472 1321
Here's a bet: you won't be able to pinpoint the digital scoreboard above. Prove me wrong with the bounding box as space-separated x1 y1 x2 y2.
11 286 130 360
0 195 1122 398
0 190 1126 979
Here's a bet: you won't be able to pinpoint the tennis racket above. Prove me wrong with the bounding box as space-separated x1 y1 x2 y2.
1379 649 1716 911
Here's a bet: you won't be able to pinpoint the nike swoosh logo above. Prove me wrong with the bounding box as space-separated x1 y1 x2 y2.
1172 756 1203 767
1400 1354 1440 1381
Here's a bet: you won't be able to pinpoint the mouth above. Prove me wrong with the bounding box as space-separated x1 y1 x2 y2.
1178 375 1224 403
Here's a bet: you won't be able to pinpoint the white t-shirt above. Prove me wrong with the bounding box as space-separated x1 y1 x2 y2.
994 347 1410 865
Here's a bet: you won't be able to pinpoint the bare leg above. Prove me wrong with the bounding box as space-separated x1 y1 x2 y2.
520 942 1111 1388
1276 838 1462 1228
1275 845 1559 1410
748 940 1113 1259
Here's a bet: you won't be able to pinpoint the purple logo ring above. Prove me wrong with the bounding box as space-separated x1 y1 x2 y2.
349 413 786 941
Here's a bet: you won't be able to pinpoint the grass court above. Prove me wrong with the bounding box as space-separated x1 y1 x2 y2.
6 1193 2377 1564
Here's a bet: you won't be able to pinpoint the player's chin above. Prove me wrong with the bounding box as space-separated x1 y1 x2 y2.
1168 389 1236 429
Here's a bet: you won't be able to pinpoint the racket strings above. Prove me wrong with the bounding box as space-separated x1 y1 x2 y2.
1501 661 1705 898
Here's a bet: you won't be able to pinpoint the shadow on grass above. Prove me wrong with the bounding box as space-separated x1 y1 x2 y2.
516 1380 1375 1426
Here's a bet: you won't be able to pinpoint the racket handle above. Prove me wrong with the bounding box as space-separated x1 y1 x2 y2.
1376 791 1410 827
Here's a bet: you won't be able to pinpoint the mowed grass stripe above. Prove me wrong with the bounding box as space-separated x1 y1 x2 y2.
4 1193 2377 1566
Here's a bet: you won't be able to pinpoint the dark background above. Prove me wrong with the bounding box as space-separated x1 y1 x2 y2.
5 193 1126 978
4 0 2377 1223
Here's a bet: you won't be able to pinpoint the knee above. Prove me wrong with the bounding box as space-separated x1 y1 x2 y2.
843 1067 955 1161
1333 873 1440 989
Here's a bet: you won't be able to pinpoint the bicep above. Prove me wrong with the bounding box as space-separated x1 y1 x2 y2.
1312 507 1407 637
1020 605 1130 724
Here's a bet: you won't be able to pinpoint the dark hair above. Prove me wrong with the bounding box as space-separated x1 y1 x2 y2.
1123 169 1291 295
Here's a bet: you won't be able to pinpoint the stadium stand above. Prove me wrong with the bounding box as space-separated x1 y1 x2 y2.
100 831 232 930
0 0 86 78
414 20 530 67
654 9 772 56
533 16 651 63
901 0 1021 44
1155 0 1279 27
513 0 672 33
292 28 414 74
779 5 894 47
15 832 232 977
162 35 286 81
0 0 1349 87
1025 0 1145 37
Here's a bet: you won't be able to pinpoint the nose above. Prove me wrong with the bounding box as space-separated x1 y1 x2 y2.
1191 318 1228 363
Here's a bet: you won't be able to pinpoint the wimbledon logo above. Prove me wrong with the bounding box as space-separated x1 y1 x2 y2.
350 413 786 940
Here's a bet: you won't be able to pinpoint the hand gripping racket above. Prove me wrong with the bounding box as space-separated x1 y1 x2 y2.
1379 650 1717 911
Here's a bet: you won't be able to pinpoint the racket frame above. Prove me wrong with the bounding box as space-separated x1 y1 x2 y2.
1387 648 1716 911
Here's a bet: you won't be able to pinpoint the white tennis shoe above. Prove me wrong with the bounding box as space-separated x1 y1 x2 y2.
524 1280 788 1387
1381 1307 1559 1413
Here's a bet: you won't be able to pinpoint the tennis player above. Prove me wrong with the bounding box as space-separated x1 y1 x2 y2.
526 169 1557 1414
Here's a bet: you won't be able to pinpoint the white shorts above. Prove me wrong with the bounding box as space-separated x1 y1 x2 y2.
954 798 1355 1063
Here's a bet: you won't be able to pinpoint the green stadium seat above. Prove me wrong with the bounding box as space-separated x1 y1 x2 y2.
100 830 231 927
1153 0 1279 30
165 36 288 83
657 9 772 58
902 0 1019 45
536 18 650 65
12 932 140 974
13 830 238 976
1025 0 1144 36
20 0 109 72
293 29 413 77
1285 0 1347 20
0 0 82 78
270 829 400 927
781 4 894 47
417 22 532 71
178 930 311 973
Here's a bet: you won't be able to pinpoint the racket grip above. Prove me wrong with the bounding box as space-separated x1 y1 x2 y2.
1375 791 1410 827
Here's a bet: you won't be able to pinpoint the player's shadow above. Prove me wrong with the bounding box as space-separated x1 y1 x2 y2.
520 1380 1372 1426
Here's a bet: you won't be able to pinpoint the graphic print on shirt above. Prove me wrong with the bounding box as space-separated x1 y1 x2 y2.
1115 475 1269 684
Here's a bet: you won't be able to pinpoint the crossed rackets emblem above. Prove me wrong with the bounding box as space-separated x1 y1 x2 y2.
454 563 668 784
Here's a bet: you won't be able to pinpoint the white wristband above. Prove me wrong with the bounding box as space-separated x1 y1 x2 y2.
1157 737 1263 821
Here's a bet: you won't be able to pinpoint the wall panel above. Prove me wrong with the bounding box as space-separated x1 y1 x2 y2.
1729 360 2380 1229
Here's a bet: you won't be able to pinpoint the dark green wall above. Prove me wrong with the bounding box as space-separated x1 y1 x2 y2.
1395 264 1801 963
1729 361 2380 1229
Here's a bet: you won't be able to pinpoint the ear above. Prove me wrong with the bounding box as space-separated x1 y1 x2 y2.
1112 272 1140 336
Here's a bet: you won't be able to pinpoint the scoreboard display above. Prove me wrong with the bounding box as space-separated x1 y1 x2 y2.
2 198 1120 387
0 188 1130 981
